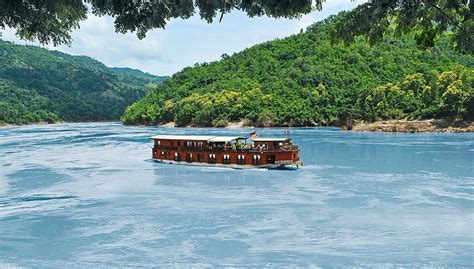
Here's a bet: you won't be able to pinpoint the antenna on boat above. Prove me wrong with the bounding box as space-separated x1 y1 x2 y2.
283 122 290 138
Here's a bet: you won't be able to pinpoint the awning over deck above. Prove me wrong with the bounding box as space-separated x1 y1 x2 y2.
151 135 287 143
151 135 215 141
207 136 244 143
252 138 290 142
151 135 244 142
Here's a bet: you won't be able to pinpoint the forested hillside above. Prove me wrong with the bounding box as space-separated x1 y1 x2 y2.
0 39 168 125
121 13 474 127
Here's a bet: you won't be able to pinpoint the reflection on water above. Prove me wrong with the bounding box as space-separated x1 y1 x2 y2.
0 122 473 267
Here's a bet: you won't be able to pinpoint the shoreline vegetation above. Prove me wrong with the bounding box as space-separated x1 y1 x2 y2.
1 119 472 133
120 14 474 129
157 119 474 133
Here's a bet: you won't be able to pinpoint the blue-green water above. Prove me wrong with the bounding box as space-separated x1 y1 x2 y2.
0 122 472 267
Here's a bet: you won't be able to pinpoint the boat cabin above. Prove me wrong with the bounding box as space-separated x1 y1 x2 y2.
151 135 302 169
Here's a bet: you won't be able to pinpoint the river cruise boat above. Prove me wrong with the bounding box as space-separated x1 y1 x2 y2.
151 135 302 169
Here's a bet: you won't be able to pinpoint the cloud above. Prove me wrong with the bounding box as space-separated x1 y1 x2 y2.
295 0 364 31
1 1 362 76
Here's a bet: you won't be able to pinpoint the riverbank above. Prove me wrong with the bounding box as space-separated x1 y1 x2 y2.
0 123 51 128
3 119 473 133
350 119 474 133
0 121 113 128
154 119 473 133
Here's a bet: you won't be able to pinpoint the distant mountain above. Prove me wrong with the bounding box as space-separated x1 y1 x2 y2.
110 67 169 86
0 39 169 125
121 13 474 127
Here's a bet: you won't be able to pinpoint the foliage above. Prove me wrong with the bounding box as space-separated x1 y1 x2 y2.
358 69 473 120
1 1 472 52
332 0 474 53
0 79 59 124
121 16 474 127
440 80 466 116
0 39 168 125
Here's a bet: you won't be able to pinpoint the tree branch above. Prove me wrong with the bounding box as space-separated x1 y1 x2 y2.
219 10 225 23
424 0 463 30
219 0 228 23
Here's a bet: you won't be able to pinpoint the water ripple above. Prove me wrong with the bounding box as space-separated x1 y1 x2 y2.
0 122 472 267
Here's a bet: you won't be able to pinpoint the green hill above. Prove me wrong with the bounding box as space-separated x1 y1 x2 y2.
121 13 474 127
0 39 168 125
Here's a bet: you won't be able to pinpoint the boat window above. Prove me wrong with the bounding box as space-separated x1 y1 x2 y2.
208 154 216 163
237 154 245 165
253 154 261 165
186 153 193 162
223 154 230 164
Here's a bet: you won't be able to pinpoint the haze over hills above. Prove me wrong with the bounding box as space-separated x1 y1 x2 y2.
0 39 168 125
121 13 474 128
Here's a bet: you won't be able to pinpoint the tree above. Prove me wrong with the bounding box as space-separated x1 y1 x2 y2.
421 85 437 106
256 110 274 127
221 53 230 60
402 73 427 97
331 0 474 53
1 0 472 52
436 71 458 92
0 1 87 45
440 80 465 117
175 103 194 126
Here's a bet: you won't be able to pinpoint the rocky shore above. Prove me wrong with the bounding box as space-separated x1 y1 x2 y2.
350 119 473 133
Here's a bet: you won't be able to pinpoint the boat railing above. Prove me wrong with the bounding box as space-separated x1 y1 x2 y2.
153 145 298 152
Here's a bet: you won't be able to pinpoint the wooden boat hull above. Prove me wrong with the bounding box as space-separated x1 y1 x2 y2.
153 158 303 170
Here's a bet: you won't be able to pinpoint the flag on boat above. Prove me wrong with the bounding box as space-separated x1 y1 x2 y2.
246 131 258 138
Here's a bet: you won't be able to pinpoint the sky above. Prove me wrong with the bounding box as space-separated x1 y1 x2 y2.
2 1 362 76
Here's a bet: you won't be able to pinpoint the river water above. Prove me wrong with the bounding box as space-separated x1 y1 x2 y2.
0 122 472 267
